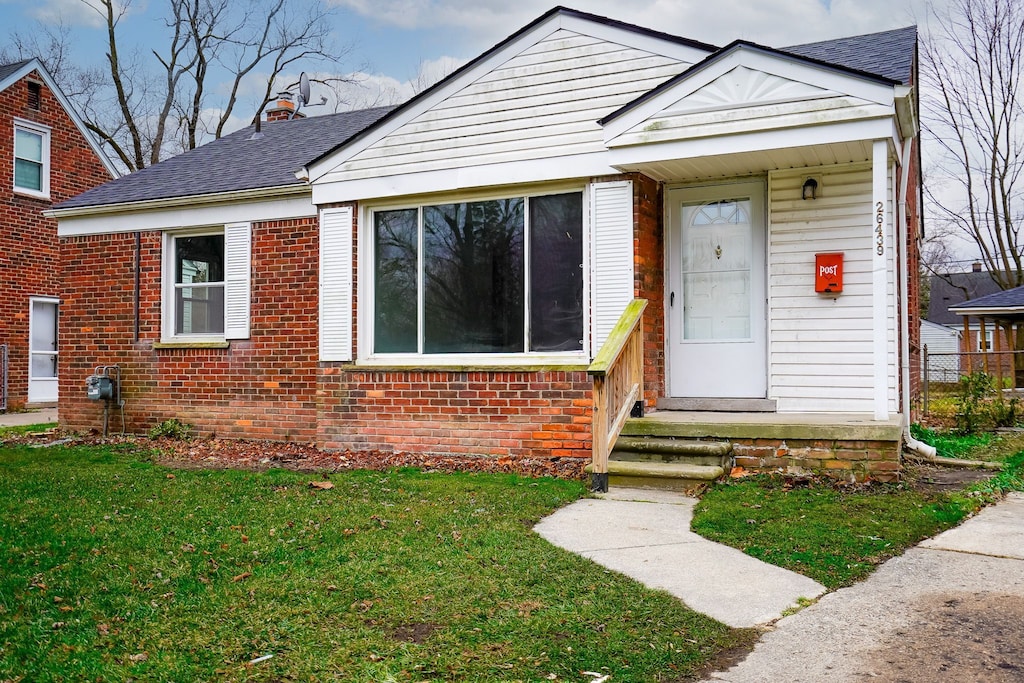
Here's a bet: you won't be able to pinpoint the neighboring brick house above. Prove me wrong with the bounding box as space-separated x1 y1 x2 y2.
51 9 922 483
927 268 1005 354
0 59 117 410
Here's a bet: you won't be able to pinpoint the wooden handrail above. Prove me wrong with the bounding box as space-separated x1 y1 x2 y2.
588 299 646 492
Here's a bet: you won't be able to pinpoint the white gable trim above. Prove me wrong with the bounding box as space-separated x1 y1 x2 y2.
303 13 711 184
607 118 895 171
601 46 897 143
1 58 120 179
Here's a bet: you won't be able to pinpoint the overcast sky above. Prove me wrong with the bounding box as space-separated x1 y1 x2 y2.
2 0 941 103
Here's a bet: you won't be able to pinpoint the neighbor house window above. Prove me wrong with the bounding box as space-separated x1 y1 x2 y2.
372 191 584 356
13 119 50 197
168 232 225 337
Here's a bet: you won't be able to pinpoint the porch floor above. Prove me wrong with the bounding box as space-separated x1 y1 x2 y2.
622 411 905 442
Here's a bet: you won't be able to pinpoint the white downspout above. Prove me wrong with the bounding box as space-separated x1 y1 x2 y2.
896 135 936 458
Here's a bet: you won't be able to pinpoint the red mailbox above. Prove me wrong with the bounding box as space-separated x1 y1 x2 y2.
815 253 843 293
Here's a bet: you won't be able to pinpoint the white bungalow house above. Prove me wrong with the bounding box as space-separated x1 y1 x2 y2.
51 8 921 487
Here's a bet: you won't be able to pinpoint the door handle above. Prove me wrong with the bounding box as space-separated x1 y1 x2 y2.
670 291 675 306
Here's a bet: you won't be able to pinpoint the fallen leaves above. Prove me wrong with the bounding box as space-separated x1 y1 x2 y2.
309 481 334 490
231 572 252 582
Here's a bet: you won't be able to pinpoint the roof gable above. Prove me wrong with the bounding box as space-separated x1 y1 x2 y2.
305 8 715 186
1 58 120 179
600 43 898 148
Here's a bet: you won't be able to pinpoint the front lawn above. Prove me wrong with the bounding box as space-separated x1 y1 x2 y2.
691 452 1024 590
0 442 745 682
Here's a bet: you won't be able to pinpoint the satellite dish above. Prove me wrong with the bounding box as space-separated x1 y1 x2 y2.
298 72 311 107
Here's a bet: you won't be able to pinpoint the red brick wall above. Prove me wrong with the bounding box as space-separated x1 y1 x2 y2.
318 369 592 458
59 217 320 438
633 174 665 408
0 70 112 407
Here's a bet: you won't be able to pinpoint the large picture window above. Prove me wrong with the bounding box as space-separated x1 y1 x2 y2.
372 191 584 356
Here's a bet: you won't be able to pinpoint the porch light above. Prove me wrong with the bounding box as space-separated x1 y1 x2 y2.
802 177 818 200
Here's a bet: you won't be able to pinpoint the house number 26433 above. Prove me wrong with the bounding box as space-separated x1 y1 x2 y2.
875 201 885 255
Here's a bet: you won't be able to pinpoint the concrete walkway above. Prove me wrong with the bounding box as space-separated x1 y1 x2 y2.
534 487 826 628
702 492 1024 682
0 407 57 427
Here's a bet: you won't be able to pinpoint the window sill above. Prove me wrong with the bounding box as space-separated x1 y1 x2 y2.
349 356 590 372
154 341 230 350
13 188 50 201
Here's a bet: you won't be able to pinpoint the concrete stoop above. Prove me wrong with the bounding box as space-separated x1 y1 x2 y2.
587 436 732 491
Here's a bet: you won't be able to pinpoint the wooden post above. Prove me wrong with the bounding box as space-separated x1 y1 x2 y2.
995 322 1004 391
964 315 972 373
981 318 990 374
591 377 609 492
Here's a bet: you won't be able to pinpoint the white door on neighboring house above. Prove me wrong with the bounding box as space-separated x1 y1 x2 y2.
667 182 767 398
28 298 59 403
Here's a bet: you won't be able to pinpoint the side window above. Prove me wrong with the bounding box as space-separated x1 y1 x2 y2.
163 225 250 343
13 120 50 198
174 234 225 336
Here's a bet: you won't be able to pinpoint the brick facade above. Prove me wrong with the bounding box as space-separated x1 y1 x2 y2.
731 438 901 483
0 68 112 408
60 218 320 438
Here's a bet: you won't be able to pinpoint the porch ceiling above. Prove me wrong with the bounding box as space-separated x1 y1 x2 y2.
611 140 873 182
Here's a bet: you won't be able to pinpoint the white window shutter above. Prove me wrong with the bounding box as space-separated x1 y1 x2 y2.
224 222 251 339
320 207 354 361
590 180 634 357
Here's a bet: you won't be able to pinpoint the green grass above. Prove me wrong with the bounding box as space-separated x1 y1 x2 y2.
692 477 975 589
910 424 993 459
0 423 58 437
0 443 745 682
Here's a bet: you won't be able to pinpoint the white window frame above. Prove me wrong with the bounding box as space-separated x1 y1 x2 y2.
162 228 227 343
358 184 591 366
13 118 51 199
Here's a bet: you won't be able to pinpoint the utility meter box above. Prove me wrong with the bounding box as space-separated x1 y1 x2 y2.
86 374 115 401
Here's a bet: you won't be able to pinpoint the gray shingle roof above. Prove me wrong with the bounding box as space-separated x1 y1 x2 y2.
0 59 32 85
927 272 1004 325
951 284 1024 312
783 26 917 85
55 106 393 209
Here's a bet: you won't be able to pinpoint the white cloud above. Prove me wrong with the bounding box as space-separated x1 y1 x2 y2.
332 0 939 51
29 0 133 28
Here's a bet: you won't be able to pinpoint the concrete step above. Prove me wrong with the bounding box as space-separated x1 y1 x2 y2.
612 436 732 466
586 460 725 492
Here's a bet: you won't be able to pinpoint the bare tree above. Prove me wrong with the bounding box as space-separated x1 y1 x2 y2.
5 0 357 171
921 0 1024 289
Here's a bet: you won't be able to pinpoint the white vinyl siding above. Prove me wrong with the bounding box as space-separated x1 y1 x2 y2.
223 222 251 339
320 207 354 362
331 30 689 181
768 163 897 412
590 180 634 357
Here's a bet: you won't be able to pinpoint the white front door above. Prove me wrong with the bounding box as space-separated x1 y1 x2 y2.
28 298 59 403
667 182 766 398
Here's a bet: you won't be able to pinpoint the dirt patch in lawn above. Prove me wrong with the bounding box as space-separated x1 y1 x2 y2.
903 462 997 493
864 592 1024 682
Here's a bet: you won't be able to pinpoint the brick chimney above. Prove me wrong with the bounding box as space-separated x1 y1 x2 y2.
972 261 982 272
265 92 304 122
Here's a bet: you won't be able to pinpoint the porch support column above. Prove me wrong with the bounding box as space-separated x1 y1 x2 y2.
872 140 890 421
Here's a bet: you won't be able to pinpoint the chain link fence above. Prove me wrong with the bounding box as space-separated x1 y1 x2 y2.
922 345 1024 417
